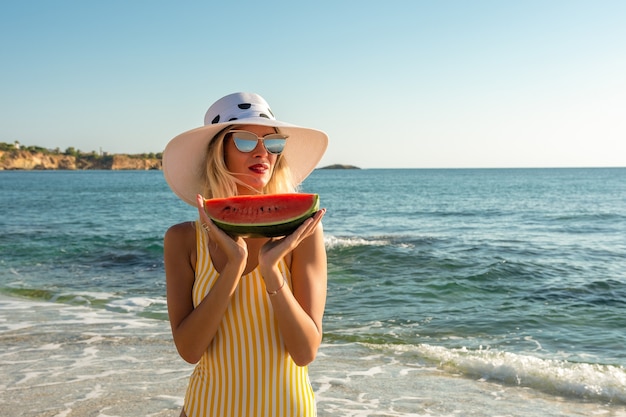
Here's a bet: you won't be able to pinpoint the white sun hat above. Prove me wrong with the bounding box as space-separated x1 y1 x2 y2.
162 92 329 206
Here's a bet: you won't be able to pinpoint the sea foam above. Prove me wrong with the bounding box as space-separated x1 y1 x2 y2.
415 343 626 404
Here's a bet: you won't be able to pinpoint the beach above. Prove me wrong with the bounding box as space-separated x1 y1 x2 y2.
1 296 189 416
5 295 625 417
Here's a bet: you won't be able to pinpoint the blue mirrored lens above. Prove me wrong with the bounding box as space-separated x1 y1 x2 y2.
263 138 286 154
233 137 257 153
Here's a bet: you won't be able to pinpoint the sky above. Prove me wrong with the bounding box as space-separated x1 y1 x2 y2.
1 0 625 169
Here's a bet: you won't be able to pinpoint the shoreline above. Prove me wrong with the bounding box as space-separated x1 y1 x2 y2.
2 294 624 417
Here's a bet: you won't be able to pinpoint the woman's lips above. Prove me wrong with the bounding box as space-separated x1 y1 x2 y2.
248 163 269 174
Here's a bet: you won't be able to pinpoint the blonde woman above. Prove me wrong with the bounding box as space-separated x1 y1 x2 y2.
162 92 328 417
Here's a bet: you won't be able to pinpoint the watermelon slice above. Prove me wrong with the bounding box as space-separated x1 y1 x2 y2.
204 193 320 238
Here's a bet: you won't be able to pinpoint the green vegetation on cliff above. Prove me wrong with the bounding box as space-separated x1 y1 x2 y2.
0 142 162 170
0 142 162 160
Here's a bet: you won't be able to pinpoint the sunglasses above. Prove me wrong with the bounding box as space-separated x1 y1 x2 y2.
229 130 288 155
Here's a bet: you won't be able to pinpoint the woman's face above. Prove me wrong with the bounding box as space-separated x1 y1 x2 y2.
224 124 280 195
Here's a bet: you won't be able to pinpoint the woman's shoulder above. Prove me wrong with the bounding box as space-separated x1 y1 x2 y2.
165 221 196 244
292 222 325 260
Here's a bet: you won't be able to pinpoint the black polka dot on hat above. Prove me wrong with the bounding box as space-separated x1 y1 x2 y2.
238 103 251 109
259 113 270 119
211 115 220 124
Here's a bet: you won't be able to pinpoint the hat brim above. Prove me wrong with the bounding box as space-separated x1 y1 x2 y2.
163 117 328 206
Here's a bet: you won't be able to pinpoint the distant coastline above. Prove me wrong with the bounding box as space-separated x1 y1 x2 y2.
1 142 161 170
1 142 363 172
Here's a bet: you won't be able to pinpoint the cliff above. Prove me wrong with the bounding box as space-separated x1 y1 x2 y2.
0 150 161 171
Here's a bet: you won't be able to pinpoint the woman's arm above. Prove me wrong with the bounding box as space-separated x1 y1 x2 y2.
164 196 248 364
259 210 328 366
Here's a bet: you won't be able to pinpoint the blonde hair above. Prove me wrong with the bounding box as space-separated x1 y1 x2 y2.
201 127 298 199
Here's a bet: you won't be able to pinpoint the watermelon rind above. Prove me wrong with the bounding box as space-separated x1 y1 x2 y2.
205 194 320 238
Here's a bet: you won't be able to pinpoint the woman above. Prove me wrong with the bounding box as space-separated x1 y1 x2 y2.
162 92 329 417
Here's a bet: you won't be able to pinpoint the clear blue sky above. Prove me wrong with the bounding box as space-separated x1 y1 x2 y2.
2 1 625 168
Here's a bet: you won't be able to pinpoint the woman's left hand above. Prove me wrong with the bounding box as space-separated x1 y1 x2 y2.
258 209 326 272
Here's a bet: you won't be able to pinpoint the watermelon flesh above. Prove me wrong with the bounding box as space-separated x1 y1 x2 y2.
204 193 320 238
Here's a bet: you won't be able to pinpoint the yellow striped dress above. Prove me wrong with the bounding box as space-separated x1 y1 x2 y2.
183 221 317 417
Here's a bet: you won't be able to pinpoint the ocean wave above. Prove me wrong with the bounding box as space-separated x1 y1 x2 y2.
550 212 626 222
413 343 626 404
106 297 166 314
325 235 390 249
324 235 415 250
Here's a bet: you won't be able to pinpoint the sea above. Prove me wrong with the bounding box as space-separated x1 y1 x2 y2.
1 168 625 417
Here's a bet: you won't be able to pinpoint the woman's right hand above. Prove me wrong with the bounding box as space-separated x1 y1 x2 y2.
196 194 248 266
165 195 249 364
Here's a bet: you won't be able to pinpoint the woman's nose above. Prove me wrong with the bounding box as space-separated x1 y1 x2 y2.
251 140 269 156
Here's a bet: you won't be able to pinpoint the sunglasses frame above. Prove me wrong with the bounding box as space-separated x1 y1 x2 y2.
229 130 289 155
